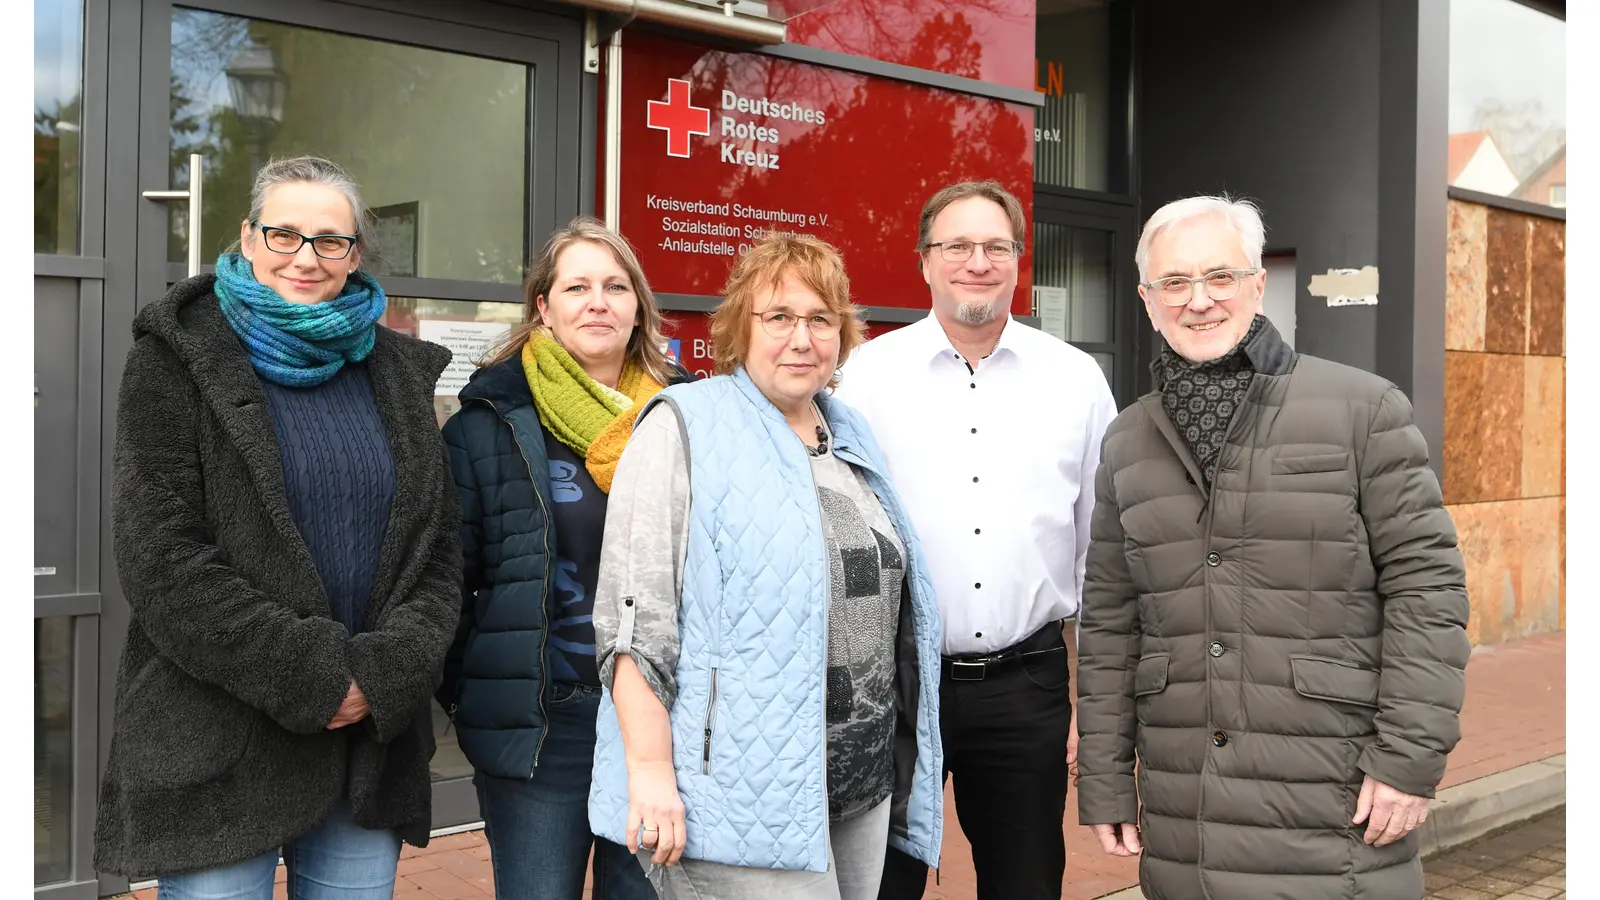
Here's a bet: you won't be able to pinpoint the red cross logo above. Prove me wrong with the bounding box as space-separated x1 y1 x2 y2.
647 78 711 159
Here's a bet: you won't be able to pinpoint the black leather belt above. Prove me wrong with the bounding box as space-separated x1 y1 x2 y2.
941 622 1066 682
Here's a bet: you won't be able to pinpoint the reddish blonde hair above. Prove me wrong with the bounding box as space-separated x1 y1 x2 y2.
708 232 866 389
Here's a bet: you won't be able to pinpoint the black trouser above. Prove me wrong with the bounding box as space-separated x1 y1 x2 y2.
878 623 1072 900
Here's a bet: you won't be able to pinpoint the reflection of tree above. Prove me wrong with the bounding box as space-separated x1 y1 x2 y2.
34 94 81 253
775 0 1030 85
167 9 530 282
1470 98 1565 181
760 13 1033 302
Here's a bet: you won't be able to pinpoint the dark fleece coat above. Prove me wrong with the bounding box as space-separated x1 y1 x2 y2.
93 275 463 877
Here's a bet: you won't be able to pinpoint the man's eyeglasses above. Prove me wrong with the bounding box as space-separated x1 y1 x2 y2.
753 310 842 340
253 222 359 260
924 240 1022 263
1141 268 1260 306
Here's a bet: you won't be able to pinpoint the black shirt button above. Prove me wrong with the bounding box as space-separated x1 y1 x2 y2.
973 476 979 483
975 632 983 638
1206 551 1222 567
975 582 981 589
1209 641 1225 658
970 382 976 389
971 427 977 434
1211 731 1229 747
974 528 981 534
624 598 634 607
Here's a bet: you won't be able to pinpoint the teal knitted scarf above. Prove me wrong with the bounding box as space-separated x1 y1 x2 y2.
214 252 387 388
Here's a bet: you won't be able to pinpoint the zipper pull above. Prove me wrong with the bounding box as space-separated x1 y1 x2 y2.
702 727 713 774
443 702 458 736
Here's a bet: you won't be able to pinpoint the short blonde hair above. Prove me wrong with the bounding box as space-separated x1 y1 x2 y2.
484 217 673 384
709 232 866 389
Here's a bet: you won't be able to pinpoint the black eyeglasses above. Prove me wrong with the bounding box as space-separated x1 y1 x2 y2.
252 221 359 260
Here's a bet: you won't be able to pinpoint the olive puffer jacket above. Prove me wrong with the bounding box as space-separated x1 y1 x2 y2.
1076 319 1470 900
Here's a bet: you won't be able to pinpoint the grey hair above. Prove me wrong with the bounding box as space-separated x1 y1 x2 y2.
227 155 378 260
1134 194 1265 281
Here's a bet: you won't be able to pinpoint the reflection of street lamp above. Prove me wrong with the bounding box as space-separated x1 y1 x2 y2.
225 39 287 173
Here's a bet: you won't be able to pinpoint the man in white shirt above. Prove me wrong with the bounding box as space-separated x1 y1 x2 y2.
835 181 1118 900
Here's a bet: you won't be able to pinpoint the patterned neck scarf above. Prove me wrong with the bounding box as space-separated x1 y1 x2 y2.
214 252 386 388
522 336 666 493
1152 315 1268 488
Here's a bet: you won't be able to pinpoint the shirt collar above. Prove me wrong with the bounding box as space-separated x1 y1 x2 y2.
914 310 1021 365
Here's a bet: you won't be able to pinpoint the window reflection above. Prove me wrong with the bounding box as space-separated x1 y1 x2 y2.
169 9 531 282
35 617 73 885
1447 0 1565 207
35 0 83 254
1033 222 1112 344
381 297 525 427
1034 0 1127 193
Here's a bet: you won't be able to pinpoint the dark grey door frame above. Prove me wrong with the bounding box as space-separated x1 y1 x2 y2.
93 2 589 893
1031 193 1143 408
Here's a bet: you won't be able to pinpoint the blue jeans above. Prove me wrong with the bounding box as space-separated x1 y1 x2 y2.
476 681 656 900
157 801 401 900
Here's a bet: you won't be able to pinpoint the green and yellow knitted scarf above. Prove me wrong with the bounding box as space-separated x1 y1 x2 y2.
523 336 665 493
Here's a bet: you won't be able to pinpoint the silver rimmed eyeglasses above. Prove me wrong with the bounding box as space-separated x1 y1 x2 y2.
923 240 1022 263
1141 268 1260 306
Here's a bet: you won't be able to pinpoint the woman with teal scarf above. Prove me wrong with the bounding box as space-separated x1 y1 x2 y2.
95 156 463 900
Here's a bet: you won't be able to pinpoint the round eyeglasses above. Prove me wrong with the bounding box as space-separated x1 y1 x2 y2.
753 310 842 340
253 221 359 261
1141 268 1260 306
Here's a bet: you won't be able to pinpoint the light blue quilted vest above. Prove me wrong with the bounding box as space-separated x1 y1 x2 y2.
588 367 945 873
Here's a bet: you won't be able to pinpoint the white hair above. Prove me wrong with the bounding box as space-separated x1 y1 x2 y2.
1134 194 1266 281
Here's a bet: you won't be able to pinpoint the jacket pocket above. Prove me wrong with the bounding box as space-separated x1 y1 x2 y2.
1290 655 1380 708
701 667 719 775
118 657 256 792
1272 451 1351 475
1134 654 1170 697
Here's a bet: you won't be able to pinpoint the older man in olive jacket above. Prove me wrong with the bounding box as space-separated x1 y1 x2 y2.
1075 195 1470 900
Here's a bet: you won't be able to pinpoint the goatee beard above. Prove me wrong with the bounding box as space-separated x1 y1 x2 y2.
955 300 998 325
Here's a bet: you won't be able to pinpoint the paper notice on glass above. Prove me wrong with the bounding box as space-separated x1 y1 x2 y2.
1033 286 1069 341
419 320 514 396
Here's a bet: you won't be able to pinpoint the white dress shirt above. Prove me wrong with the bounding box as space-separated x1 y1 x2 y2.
834 313 1118 656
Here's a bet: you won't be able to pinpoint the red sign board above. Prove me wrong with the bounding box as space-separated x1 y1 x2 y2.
619 31 1034 314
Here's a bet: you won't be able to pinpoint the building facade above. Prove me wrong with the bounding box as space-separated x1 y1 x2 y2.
32 0 1565 894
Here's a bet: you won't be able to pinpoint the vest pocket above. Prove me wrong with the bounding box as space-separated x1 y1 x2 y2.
702 667 720 775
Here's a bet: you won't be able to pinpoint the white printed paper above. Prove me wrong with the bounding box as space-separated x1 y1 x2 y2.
419 320 514 396
1034 286 1069 341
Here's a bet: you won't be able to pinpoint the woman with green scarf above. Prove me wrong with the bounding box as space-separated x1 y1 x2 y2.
439 217 687 900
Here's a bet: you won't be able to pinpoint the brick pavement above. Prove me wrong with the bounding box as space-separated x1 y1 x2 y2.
115 631 1564 900
1422 807 1564 899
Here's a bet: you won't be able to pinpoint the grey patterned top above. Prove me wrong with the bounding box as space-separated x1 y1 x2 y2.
592 401 902 823
1151 314 1268 489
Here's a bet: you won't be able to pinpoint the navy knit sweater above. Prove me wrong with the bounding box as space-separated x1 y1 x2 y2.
260 363 395 634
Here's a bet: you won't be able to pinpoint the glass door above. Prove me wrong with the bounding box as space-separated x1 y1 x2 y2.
122 0 586 834
1030 198 1141 407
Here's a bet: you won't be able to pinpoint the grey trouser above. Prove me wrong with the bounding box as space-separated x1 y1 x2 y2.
634 797 892 900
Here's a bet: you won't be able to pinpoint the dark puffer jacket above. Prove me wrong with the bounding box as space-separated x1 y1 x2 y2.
438 355 690 779
94 276 462 876
1076 319 1470 900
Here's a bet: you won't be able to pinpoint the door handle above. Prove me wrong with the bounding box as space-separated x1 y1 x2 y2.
142 153 204 277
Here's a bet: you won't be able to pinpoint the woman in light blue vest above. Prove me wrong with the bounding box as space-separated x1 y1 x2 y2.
588 232 945 900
